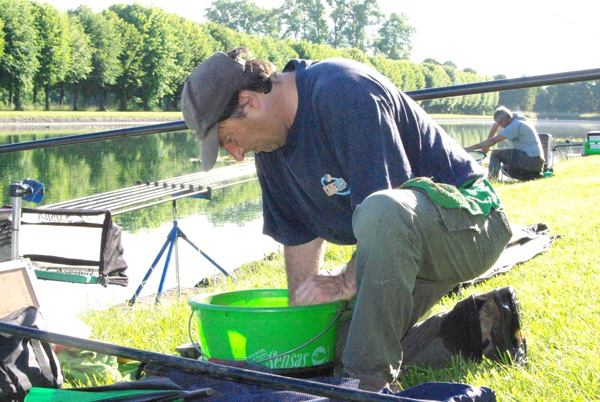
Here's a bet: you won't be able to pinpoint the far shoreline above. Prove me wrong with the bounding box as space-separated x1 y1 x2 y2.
1 112 598 132
0 114 182 131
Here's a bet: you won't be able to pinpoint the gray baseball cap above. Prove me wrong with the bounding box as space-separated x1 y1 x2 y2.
181 52 246 171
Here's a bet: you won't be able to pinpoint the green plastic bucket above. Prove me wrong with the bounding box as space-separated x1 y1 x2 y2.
188 289 345 370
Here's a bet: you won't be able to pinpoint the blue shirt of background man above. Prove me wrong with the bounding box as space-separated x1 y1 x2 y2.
255 58 484 246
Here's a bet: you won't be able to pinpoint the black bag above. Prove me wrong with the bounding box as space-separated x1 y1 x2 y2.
0 306 64 402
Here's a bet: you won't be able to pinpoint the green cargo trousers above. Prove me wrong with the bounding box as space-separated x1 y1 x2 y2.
339 188 512 383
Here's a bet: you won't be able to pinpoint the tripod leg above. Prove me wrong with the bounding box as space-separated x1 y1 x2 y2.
177 228 229 276
156 229 178 304
129 228 173 305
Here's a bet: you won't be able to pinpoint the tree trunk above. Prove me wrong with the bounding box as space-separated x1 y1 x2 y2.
118 87 128 111
98 88 107 111
14 89 23 111
44 84 51 111
58 83 65 106
72 84 80 111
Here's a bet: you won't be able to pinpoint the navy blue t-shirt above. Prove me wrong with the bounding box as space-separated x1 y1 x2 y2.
256 58 483 246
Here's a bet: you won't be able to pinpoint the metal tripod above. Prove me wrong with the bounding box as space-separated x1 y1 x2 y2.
129 198 228 305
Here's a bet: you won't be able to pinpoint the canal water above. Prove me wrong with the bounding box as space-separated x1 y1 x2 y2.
0 118 597 316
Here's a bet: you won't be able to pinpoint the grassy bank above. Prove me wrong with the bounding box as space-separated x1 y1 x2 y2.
79 155 600 400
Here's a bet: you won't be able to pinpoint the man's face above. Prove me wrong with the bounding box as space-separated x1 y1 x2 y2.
218 113 288 161
496 116 511 128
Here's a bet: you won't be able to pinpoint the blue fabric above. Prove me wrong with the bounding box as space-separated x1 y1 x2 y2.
50 369 496 401
388 382 497 402
256 58 484 246
157 369 497 402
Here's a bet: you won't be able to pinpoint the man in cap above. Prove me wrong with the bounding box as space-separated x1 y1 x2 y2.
181 47 526 391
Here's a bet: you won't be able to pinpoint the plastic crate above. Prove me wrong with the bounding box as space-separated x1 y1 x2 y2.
584 140 600 155
583 131 600 155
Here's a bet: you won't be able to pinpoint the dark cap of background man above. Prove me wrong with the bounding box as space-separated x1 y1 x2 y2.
181 52 245 171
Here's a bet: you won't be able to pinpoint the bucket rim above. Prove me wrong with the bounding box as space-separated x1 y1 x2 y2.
188 288 345 313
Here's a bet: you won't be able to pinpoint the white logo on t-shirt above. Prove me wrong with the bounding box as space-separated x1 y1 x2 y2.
321 174 350 196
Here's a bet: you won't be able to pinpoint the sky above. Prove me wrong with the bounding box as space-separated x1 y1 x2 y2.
43 0 600 79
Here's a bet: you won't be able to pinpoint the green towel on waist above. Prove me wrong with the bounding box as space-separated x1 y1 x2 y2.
400 177 501 216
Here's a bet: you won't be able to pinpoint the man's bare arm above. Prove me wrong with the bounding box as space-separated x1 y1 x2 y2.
284 238 325 304
464 134 506 153
482 122 501 152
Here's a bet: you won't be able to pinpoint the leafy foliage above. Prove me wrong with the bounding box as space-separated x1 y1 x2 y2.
0 0 39 110
0 0 596 114
31 2 70 110
373 13 415 60
69 6 123 111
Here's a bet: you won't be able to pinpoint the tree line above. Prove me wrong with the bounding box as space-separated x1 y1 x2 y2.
0 0 598 115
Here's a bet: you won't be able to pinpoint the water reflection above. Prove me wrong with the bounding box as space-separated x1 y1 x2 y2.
1 119 594 207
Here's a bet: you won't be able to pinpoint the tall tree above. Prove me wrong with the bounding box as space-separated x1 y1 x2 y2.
420 62 453 113
279 0 329 44
326 0 352 48
0 0 39 110
110 4 178 110
70 6 123 110
533 87 551 113
164 14 218 110
278 0 303 41
62 14 92 109
113 18 143 111
0 19 5 62
344 0 382 51
372 12 414 60
32 2 71 110
422 58 441 65
256 8 281 37
499 87 537 111
205 0 276 37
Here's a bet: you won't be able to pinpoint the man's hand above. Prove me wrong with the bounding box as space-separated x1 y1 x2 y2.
293 256 356 306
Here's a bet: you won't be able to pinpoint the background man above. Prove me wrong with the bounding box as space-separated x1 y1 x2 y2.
465 106 545 181
181 48 526 391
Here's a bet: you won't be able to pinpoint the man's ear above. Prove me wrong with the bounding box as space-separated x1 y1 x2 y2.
239 90 260 111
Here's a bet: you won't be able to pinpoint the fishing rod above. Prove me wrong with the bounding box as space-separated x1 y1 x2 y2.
406 67 600 101
0 120 187 154
0 322 422 402
1 67 599 154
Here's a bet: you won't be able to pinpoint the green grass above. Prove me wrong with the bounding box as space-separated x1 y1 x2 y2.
78 155 600 400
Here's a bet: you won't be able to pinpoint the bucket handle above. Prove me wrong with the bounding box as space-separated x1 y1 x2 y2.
188 306 345 364
188 310 208 360
255 307 344 363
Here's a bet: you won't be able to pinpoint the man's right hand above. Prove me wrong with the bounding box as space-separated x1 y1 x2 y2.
294 264 356 306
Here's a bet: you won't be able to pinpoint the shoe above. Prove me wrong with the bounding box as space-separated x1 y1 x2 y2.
475 286 527 365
